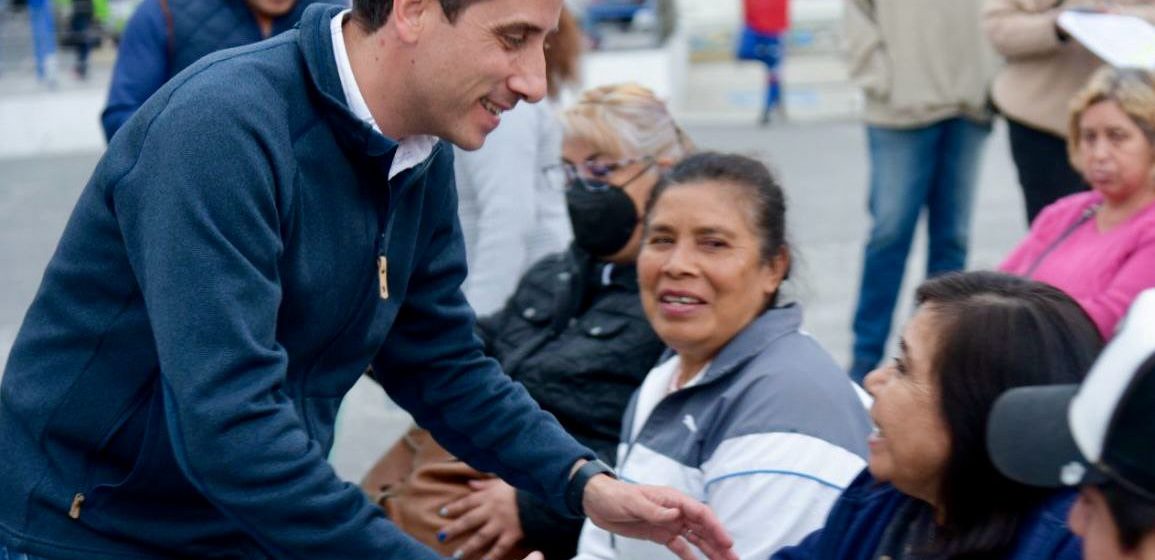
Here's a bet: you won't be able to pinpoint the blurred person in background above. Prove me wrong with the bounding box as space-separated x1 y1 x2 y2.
27 0 58 86
456 6 580 316
775 271 1100 560
574 152 872 560
843 0 1000 384
0 0 9 77
66 0 96 79
1000 67 1155 340
362 83 691 560
736 0 789 125
100 0 336 140
990 289 1155 560
983 0 1155 224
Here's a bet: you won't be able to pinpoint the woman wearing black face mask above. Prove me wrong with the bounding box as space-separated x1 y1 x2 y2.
564 156 659 258
361 83 694 560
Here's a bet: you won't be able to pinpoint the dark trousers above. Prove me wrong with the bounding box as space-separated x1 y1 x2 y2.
1007 118 1087 225
69 9 93 78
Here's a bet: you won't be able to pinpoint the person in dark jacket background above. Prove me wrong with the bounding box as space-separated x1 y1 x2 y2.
100 0 335 140
0 1 739 559
362 82 693 560
774 272 1099 560
67 0 96 79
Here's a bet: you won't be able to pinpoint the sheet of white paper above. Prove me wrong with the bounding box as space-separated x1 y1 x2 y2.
1058 11 1155 69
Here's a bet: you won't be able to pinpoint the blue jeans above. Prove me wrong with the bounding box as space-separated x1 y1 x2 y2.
1 544 47 560
849 118 991 383
27 0 57 81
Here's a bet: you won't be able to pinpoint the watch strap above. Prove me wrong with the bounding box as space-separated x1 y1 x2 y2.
565 459 616 517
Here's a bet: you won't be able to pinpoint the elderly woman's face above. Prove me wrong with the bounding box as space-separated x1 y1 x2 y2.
561 137 658 262
1078 101 1155 204
863 306 952 506
637 181 786 363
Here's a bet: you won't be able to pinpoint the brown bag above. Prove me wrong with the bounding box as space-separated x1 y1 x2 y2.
360 425 532 560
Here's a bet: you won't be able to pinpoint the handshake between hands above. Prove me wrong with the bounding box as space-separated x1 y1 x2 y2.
568 473 740 560
437 464 739 560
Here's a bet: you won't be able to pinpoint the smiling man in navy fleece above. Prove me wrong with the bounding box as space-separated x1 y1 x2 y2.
0 1 738 559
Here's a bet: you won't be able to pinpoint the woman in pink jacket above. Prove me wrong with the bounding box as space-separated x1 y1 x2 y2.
1001 67 1155 339
983 0 1155 224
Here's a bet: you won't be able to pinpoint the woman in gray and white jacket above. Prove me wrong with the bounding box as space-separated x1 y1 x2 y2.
574 153 872 560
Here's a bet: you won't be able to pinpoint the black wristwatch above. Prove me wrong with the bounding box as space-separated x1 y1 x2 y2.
565 459 617 517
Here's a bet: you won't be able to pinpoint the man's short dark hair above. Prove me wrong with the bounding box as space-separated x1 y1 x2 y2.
352 0 480 32
1102 481 1155 551
1097 352 1155 551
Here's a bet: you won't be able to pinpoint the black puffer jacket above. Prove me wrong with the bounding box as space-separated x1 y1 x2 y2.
476 245 665 559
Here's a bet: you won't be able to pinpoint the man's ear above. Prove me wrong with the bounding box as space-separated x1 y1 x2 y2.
391 0 431 43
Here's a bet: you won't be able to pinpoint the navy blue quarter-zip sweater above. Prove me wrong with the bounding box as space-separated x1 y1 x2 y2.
0 5 593 558
772 471 1082 560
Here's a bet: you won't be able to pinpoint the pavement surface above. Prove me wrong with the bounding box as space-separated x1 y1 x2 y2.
0 5 1029 482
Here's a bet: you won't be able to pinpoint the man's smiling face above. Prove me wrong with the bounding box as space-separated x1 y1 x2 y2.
404 0 562 150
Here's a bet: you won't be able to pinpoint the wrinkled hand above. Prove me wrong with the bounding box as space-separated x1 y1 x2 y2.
583 475 738 560
439 478 524 560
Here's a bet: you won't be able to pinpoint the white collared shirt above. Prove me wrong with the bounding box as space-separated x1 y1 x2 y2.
330 10 437 180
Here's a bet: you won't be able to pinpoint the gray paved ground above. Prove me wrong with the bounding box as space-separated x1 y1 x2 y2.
0 152 99 368
0 5 1029 481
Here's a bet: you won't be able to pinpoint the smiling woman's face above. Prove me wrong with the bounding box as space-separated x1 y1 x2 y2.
863 306 952 507
637 180 786 364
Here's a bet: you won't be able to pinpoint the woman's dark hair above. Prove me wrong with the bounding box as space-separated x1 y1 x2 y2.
913 271 1104 557
352 0 479 32
645 151 788 266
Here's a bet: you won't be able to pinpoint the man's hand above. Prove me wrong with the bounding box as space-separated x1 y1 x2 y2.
439 478 524 560
582 475 739 560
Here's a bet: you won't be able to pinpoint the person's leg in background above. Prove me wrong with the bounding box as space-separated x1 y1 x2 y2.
759 34 784 125
27 0 58 86
69 2 92 79
850 122 943 384
1007 117 1087 225
0 0 9 76
924 117 990 278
